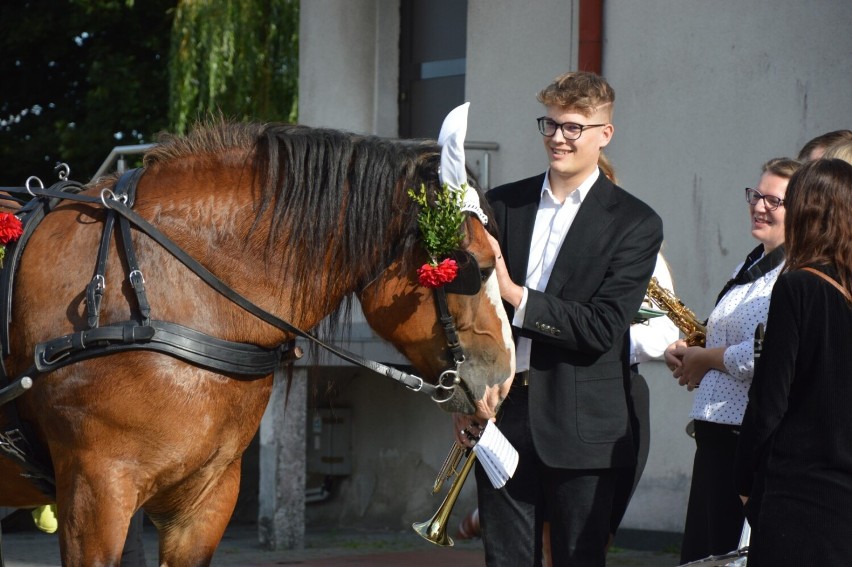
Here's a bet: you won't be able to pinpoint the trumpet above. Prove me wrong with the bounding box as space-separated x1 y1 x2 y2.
412 442 476 547
646 276 706 347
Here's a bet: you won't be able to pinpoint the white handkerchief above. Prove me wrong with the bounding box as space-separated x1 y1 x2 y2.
473 421 519 489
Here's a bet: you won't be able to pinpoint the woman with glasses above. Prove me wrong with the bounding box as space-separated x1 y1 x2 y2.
735 159 852 566
664 157 800 564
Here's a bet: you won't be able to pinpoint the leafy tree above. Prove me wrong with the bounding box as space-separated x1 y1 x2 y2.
0 0 300 185
169 0 299 134
0 0 175 184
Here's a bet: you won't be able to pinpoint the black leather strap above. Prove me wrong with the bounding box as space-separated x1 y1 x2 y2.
118 216 151 325
434 287 465 366
86 210 115 328
715 244 785 306
33 320 292 376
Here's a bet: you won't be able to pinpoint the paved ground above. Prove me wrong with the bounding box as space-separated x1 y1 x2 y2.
1 522 681 567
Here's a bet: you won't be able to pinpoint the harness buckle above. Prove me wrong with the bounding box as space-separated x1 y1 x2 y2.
405 375 426 392
129 270 145 286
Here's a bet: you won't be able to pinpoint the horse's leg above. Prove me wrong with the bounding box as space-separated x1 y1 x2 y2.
152 459 242 567
57 495 138 566
52 457 143 566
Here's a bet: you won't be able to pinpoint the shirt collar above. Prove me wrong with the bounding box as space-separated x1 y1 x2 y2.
541 167 600 206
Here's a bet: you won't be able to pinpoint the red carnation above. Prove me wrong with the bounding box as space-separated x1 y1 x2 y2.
0 213 23 245
417 258 459 288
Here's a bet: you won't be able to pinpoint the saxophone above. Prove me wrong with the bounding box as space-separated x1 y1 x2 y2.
646 276 706 347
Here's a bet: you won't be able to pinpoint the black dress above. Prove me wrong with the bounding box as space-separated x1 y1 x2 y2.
736 266 852 566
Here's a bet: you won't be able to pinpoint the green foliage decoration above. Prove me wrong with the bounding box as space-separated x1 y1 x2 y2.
408 183 465 263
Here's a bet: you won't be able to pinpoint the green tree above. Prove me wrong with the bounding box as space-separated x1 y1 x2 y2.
0 0 175 184
168 0 299 134
0 0 300 185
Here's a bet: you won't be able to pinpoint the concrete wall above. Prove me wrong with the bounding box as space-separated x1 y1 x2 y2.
604 1 852 530
293 0 852 536
465 0 579 186
298 0 399 137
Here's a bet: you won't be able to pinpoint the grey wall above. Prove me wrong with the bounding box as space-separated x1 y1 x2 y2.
605 0 852 318
465 0 579 186
602 1 852 531
299 0 399 136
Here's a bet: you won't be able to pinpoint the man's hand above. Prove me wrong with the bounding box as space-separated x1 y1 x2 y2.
486 232 524 309
453 412 487 448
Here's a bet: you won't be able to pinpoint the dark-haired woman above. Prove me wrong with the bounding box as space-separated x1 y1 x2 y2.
736 158 852 566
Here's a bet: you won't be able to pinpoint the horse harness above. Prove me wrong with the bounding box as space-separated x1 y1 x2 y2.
0 167 474 496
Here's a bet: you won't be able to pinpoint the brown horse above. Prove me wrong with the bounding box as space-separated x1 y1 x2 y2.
0 121 514 565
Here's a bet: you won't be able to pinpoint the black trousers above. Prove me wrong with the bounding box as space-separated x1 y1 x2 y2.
609 369 650 536
679 420 745 564
476 385 616 567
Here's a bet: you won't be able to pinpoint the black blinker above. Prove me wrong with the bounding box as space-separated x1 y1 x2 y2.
442 250 482 295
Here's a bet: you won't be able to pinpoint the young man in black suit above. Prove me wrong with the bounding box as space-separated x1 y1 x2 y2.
455 71 663 566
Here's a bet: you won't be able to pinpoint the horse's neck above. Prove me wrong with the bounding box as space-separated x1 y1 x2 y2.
136 166 353 339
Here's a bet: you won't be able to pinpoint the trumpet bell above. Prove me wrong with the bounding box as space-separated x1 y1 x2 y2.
411 446 477 547
412 516 455 547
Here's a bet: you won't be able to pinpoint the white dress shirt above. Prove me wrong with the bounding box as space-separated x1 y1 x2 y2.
513 168 599 372
630 253 680 365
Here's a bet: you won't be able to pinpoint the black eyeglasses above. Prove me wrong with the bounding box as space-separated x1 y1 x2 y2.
745 188 784 211
536 117 606 140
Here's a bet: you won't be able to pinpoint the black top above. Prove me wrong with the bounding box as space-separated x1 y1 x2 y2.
736 265 852 499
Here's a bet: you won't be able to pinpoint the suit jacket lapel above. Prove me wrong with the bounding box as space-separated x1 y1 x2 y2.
545 176 615 294
505 175 543 287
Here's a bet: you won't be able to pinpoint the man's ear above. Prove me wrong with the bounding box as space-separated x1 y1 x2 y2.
599 123 614 149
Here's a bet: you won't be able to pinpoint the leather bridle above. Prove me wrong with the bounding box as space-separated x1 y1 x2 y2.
0 169 474 406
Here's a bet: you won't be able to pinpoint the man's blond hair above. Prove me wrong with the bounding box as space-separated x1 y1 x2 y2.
537 71 615 119
823 141 852 166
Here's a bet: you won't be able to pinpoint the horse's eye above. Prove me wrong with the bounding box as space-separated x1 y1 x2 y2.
480 267 493 283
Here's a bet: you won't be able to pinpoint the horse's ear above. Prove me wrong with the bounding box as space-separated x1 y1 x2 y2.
438 103 488 226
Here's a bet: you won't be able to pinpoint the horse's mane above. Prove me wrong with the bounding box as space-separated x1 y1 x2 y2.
144 120 447 331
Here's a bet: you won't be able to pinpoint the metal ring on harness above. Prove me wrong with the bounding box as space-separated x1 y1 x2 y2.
100 188 128 207
432 367 461 403
25 176 44 197
54 163 71 181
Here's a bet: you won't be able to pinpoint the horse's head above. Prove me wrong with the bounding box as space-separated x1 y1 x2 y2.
358 211 515 418
360 104 515 418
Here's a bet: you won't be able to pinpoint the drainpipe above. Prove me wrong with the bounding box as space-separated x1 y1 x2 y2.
578 0 604 74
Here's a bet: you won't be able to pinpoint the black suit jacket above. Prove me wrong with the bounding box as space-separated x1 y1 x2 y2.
488 172 663 469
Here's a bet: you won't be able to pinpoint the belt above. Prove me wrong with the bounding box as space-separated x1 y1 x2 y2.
513 371 529 387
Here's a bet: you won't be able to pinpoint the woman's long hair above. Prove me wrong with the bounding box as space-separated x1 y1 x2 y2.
783 158 852 295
